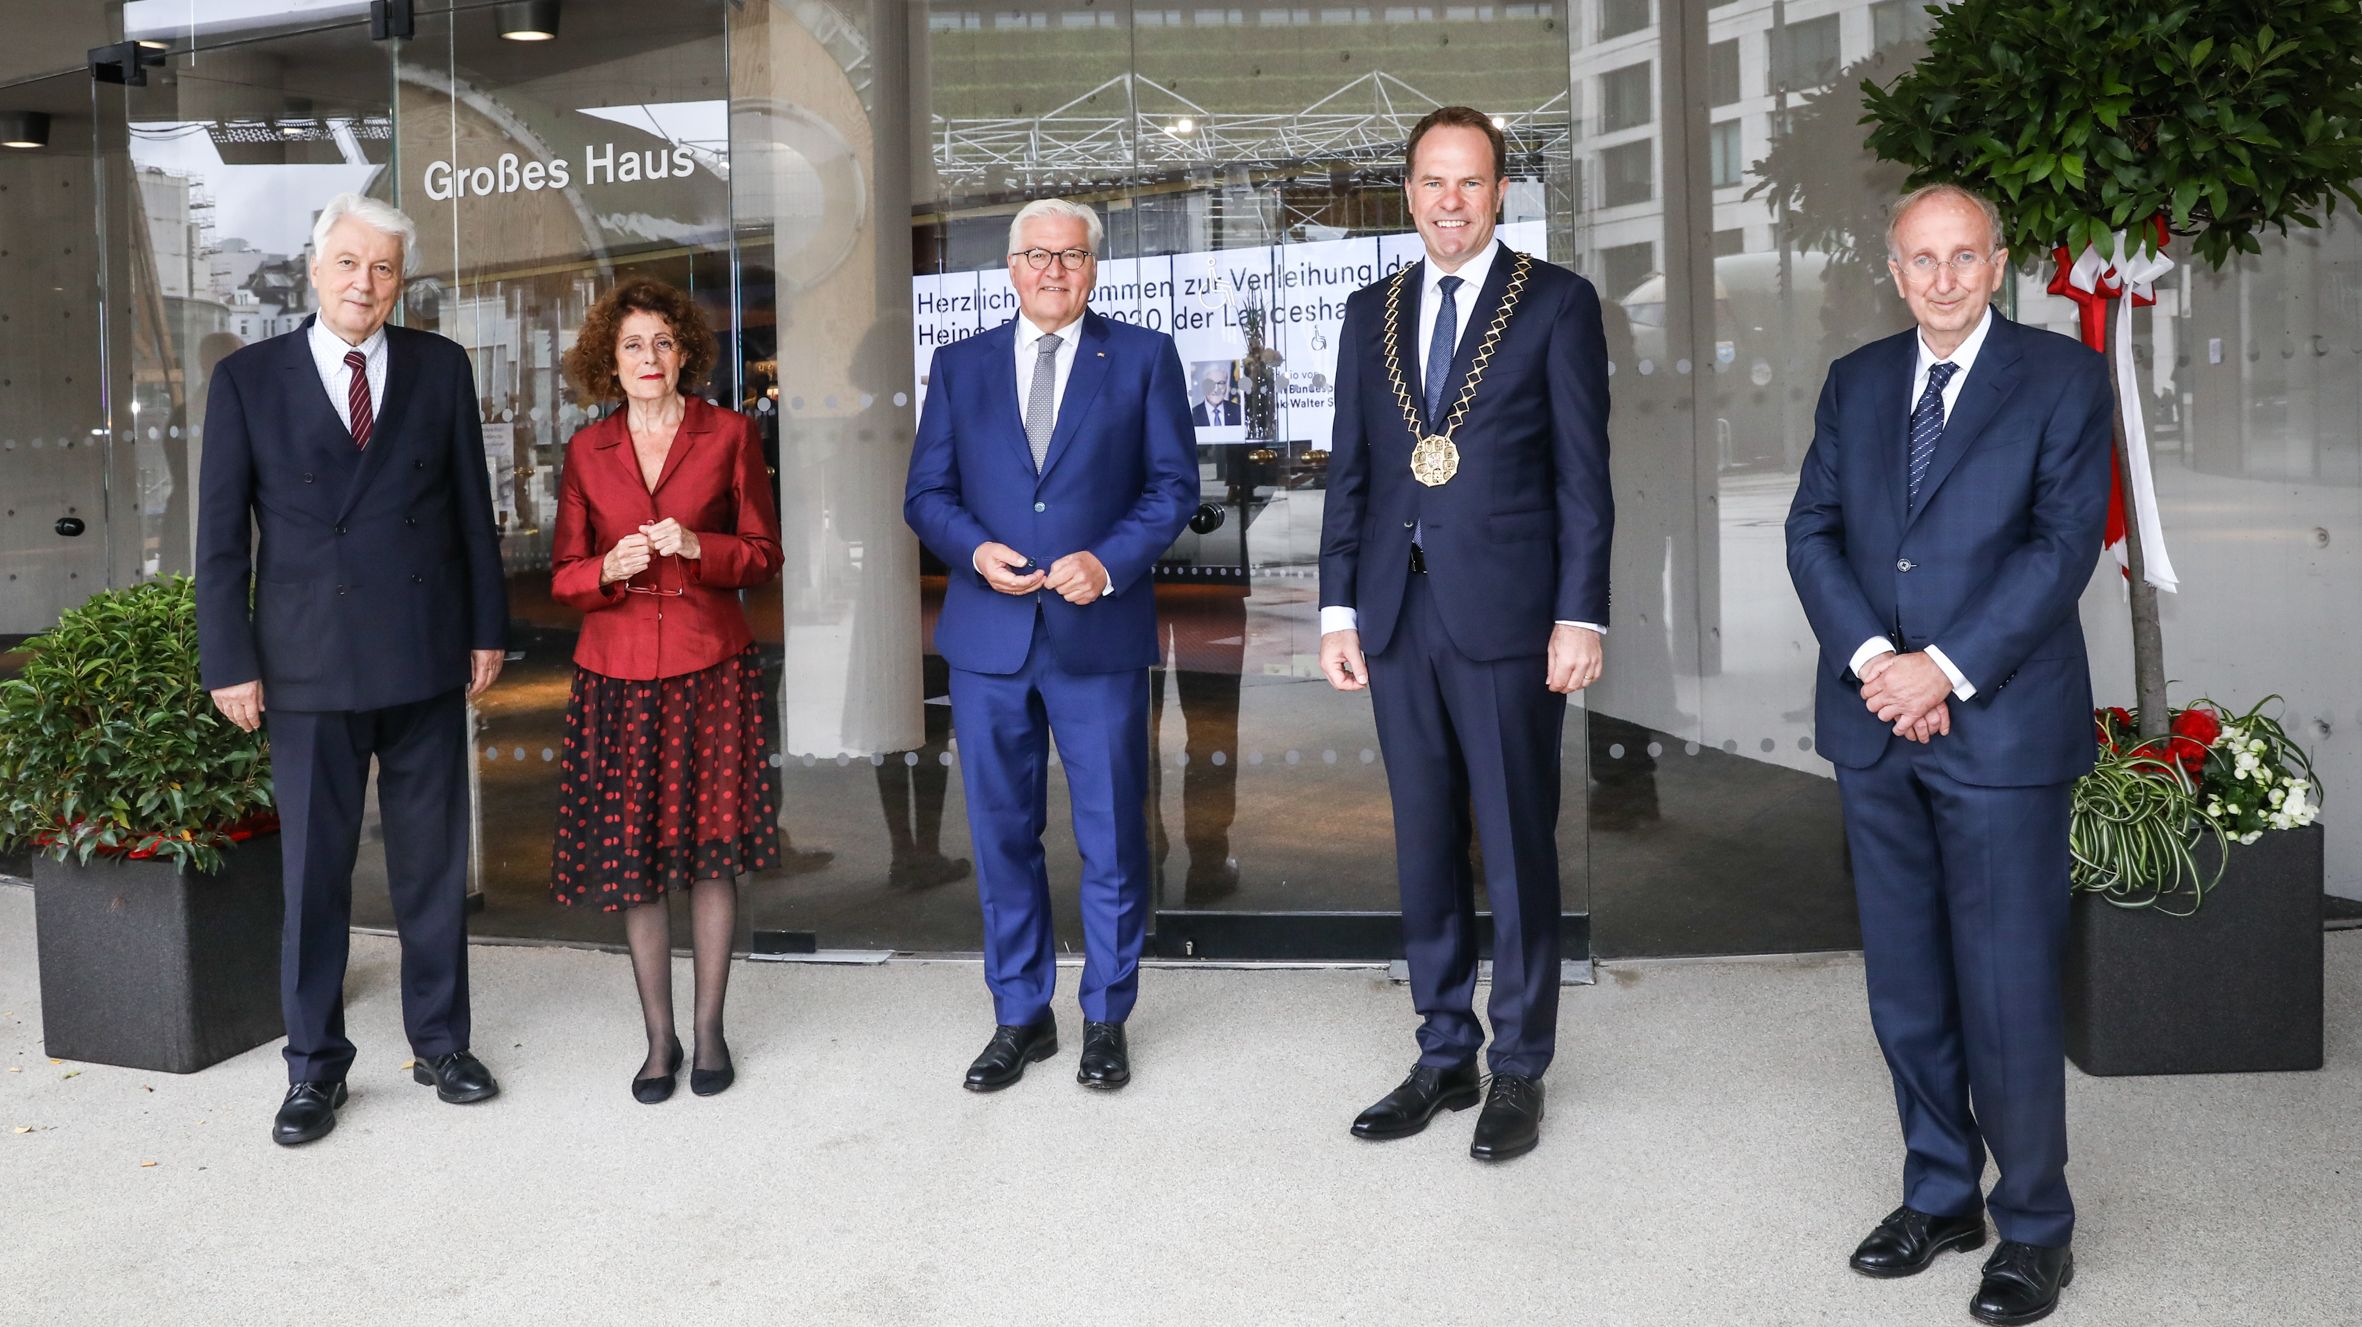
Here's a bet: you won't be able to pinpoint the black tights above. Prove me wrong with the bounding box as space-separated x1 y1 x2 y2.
621 877 737 1076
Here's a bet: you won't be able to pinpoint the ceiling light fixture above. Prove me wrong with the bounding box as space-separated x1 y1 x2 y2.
0 111 50 150
497 0 560 41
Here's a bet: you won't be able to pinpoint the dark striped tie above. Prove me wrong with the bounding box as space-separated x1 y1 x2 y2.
1907 360 1956 504
344 349 373 450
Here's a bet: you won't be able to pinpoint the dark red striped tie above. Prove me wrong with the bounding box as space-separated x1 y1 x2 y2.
344 349 373 450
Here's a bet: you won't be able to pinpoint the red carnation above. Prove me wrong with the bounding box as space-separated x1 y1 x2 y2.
2171 707 2222 748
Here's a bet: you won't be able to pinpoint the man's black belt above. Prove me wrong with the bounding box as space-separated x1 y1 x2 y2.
1408 543 1427 574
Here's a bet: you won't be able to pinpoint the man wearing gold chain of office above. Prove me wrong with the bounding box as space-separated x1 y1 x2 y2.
1317 106 1614 1163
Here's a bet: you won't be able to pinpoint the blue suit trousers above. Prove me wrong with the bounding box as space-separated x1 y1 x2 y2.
949 612 1152 1026
1837 738 2075 1247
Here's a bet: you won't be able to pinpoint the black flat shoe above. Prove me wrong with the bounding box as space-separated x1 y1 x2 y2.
411 1050 500 1104
963 1016 1057 1092
1467 1073 1545 1161
633 1039 684 1105
1076 1021 1130 1089
1351 1062 1482 1140
690 1042 734 1097
1971 1241 2073 1325
272 1081 348 1147
1849 1205 1987 1278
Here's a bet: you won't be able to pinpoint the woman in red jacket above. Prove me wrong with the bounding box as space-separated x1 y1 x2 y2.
550 279 782 1102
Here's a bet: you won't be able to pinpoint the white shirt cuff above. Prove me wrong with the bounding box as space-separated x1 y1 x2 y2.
1849 636 1897 678
1320 605 1359 635
1925 644 1976 701
1555 621 1605 636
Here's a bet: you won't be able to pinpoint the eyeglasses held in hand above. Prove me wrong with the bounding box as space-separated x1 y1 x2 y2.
1011 247 1094 271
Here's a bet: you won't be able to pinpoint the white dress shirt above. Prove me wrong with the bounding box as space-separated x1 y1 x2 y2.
308 318 388 433
1846 304 1995 700
974 311 1113 595
1320 239 1605 640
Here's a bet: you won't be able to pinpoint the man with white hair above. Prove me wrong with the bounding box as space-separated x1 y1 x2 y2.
1787 182 2110 1323
196 192 510 1145
904 197 1195 1091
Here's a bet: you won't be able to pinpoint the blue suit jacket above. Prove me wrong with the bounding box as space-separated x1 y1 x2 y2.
903 310 1197 675
1785 309 2113 787
195 318 508 713
1318 249 1613 660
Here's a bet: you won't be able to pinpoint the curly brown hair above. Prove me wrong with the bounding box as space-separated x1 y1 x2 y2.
562 278 721 403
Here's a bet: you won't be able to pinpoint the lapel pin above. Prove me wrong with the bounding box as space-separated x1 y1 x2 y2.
1096 351 1105 357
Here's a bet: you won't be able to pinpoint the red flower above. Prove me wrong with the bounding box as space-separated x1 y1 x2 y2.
2167 735 2208 773
2171 706 2222 748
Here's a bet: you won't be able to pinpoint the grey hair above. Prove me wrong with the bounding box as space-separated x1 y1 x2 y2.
1007 197 1105 256
311 192 418 273
1885 183 2004 259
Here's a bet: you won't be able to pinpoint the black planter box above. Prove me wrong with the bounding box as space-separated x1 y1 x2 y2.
2064 821 2324 1076
32 839 284 1074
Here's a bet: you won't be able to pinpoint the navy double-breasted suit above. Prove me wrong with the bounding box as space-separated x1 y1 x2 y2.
904 310 1196 1025
195 317 507 1084
1318 246 1613 1079
1786 308 2112 1247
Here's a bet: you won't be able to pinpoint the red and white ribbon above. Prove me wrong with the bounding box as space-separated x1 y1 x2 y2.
2048 217 2178 592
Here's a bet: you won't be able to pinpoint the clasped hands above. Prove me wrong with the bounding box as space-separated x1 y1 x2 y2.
601 518 700 584
974 541 1107 605
1860 650 1953 744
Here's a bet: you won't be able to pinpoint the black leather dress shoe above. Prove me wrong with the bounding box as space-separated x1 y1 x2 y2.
411 1050 500 1104
1467 1073 1545 1161
1076 1021 1130 1089
1849 1205 1987 1278
272 1081 348 1147
963 1017 1057 1092
1970 1241 2073 1325
1350 1062 1482 1140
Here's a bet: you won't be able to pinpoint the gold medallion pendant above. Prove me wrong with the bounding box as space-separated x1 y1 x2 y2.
1379 250 1533 494
1411 434 1460 487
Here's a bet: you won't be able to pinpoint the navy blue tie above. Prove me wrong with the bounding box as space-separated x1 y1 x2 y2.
1423 274 1462 428
1908 361 1958 505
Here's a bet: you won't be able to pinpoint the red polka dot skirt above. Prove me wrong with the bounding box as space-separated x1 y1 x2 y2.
549 647 782 911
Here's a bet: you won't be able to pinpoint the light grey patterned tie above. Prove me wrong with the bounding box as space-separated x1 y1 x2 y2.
1025 332 1062 472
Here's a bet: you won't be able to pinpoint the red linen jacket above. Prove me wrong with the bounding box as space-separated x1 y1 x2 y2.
551 396 782 680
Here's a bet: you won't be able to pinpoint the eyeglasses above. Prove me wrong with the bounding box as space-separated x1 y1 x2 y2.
620 337 679 358
1897 251 1998 280
1011 247 1093 271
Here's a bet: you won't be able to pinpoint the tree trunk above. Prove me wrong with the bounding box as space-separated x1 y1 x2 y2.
2103 295 2171 737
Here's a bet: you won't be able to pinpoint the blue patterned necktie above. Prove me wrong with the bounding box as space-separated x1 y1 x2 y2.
1907 360 1958 504
1423 274 1463 428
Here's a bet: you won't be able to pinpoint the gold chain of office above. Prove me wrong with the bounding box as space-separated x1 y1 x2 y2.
1382 249 1533 488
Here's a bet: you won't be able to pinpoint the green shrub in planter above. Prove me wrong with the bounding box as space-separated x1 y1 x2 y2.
0 575 274 870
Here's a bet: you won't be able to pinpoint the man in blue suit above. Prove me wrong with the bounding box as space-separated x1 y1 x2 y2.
1319 107 1613 1162
196 194 509 1146
1786 184 2111 1325
904 198 1195 1092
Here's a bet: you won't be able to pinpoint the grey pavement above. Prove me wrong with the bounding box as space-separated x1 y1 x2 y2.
2 881 2355 1326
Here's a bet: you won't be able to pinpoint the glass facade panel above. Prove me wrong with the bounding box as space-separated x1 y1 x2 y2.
4 0 2355 939
0 74 113 643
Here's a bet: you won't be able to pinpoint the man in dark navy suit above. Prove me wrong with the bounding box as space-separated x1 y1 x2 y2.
196 193 509 1146
1786 184 2111 1325
904 198 1195 1093
1318 107 1612 1162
